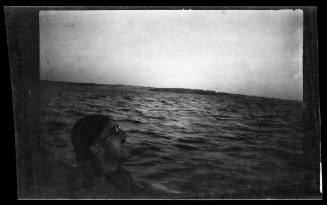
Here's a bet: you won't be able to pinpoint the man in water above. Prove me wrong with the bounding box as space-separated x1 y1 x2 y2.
71 114 139 192
70 114 181 198
39 114 178 198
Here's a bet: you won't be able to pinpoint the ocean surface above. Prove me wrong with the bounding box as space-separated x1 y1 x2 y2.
39 80 312 199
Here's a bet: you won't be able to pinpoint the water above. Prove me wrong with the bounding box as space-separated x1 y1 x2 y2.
39 80 310 199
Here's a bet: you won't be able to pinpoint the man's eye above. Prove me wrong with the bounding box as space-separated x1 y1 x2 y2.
121 138 126 144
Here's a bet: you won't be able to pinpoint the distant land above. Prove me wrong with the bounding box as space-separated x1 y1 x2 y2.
40 80 302 103
149 88 217 96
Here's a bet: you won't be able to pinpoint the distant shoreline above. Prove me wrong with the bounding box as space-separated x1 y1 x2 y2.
40 80 302 103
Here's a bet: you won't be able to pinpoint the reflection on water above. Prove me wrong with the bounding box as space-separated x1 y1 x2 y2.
39 80 316 199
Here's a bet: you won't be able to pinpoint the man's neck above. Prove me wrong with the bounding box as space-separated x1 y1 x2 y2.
103 160 120 173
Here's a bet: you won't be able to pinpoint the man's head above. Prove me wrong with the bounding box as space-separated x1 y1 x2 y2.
71 115 132 172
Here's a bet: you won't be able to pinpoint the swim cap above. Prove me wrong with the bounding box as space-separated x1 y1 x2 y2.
71 115 113 163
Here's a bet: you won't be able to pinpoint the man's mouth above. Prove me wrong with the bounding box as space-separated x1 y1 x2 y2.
120 146 132 161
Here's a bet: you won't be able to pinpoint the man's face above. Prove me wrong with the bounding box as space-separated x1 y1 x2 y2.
91 122 132 171
102 123 131 161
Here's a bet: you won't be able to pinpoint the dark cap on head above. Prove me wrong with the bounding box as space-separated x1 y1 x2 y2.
71 115 113 163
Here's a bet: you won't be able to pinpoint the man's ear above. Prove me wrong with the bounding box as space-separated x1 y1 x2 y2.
90 143 104 156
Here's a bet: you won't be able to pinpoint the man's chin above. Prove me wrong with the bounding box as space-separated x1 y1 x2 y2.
120 146 132 161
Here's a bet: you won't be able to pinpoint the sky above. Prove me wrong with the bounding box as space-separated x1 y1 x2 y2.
40 10 303 100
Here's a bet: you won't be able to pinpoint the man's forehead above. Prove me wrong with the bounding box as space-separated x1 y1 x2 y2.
107 121 117 127
99 121 115 136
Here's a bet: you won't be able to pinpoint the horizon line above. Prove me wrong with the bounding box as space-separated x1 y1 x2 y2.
40 79 303 102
